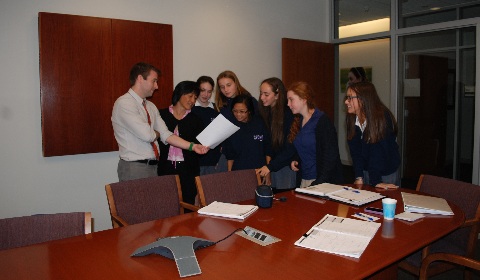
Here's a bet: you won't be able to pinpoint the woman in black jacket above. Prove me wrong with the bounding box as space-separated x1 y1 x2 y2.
157 81 204 205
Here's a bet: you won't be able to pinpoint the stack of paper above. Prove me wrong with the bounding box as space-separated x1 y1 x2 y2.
295 183 384 206
395 212 425 222
196 114 239 149
295 214 380 258
197 201 258 220
402 192 454 215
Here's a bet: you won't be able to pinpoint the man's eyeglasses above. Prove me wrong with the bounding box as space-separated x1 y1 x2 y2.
344 95 359 102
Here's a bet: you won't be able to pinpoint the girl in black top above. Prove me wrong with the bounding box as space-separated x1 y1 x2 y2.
191 76 223 175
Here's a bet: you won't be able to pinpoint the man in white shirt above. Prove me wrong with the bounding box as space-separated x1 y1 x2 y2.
112 62 208 181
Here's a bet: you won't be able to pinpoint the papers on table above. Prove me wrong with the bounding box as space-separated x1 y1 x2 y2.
196 114 239 149
295 214 380 258
198 201 258 220
295 183 384 206
401 192 454 215
395 211 425 222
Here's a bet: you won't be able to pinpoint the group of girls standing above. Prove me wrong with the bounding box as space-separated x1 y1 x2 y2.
158 67 401 205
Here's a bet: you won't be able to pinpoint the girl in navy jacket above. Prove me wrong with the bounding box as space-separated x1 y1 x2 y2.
345 82 400 189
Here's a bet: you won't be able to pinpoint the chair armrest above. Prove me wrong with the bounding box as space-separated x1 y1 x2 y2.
461 218 479 228
111 214 129 227
419 253 480 280
181 202 200 212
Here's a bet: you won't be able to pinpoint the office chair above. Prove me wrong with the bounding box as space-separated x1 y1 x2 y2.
419 253 480 280
0 212 92 251
195 169 262 207
399 174 480 279
105 175 197 228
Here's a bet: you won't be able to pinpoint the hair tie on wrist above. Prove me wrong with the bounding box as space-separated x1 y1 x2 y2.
189 142 194 151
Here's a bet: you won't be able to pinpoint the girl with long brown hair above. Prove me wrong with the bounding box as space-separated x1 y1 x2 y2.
256 78 296 190
345 81 400 189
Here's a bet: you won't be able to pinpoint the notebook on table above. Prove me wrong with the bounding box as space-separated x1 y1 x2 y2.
401 192 454 215
198 201 258 220
295 183 384 206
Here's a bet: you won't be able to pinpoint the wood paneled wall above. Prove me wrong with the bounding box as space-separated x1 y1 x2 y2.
282 38 334 121
39 12 173 157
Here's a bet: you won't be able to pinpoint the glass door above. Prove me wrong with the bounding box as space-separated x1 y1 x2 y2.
398 27 476 188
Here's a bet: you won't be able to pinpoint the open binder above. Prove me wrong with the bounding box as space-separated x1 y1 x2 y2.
295 183 384 206
294 214 380 258
402 192 454 215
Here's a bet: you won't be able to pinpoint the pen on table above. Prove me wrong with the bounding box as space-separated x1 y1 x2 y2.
343 187 360 193
299 228 314 243
355 213 374 221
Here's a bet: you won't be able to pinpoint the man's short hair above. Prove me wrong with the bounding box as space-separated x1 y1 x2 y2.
129 62 161 86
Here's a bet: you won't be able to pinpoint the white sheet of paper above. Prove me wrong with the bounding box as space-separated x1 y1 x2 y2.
196 114 239 149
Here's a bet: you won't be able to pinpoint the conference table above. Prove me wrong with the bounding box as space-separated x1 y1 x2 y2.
0 185 464 280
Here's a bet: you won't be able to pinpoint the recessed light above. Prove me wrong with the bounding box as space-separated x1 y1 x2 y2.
430 7 441 11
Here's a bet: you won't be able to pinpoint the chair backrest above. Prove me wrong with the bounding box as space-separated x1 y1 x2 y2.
0 212 91 251
416 174 480 256
195 169 262 207
105 175 184 228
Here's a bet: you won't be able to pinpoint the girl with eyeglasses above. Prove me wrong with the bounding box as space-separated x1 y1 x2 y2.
287 81 343 188
223 95 271 172
345 82 400 189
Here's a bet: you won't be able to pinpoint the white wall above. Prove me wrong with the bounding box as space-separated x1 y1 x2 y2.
0 0 330 231
338 38 391 164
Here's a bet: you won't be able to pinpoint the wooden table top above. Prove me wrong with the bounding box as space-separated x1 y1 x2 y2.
0 186 464 280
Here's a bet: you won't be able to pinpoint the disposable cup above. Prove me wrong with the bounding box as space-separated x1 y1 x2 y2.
382 198 397 220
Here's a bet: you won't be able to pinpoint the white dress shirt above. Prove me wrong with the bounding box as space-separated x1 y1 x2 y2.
112 89 173 161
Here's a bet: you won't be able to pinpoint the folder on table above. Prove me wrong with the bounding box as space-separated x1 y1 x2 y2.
198 201 258 220
402 192 454 215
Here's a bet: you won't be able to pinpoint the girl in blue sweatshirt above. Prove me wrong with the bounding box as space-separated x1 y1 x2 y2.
223 95 271 172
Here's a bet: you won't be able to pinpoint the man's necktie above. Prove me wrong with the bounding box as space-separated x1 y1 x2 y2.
143 100 160 160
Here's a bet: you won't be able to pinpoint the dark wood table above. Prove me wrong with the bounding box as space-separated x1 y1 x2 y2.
0 186 464 280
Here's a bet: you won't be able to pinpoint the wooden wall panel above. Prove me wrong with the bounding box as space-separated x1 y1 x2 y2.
282 38 335 121
39 13 173 156
111 20 173 110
